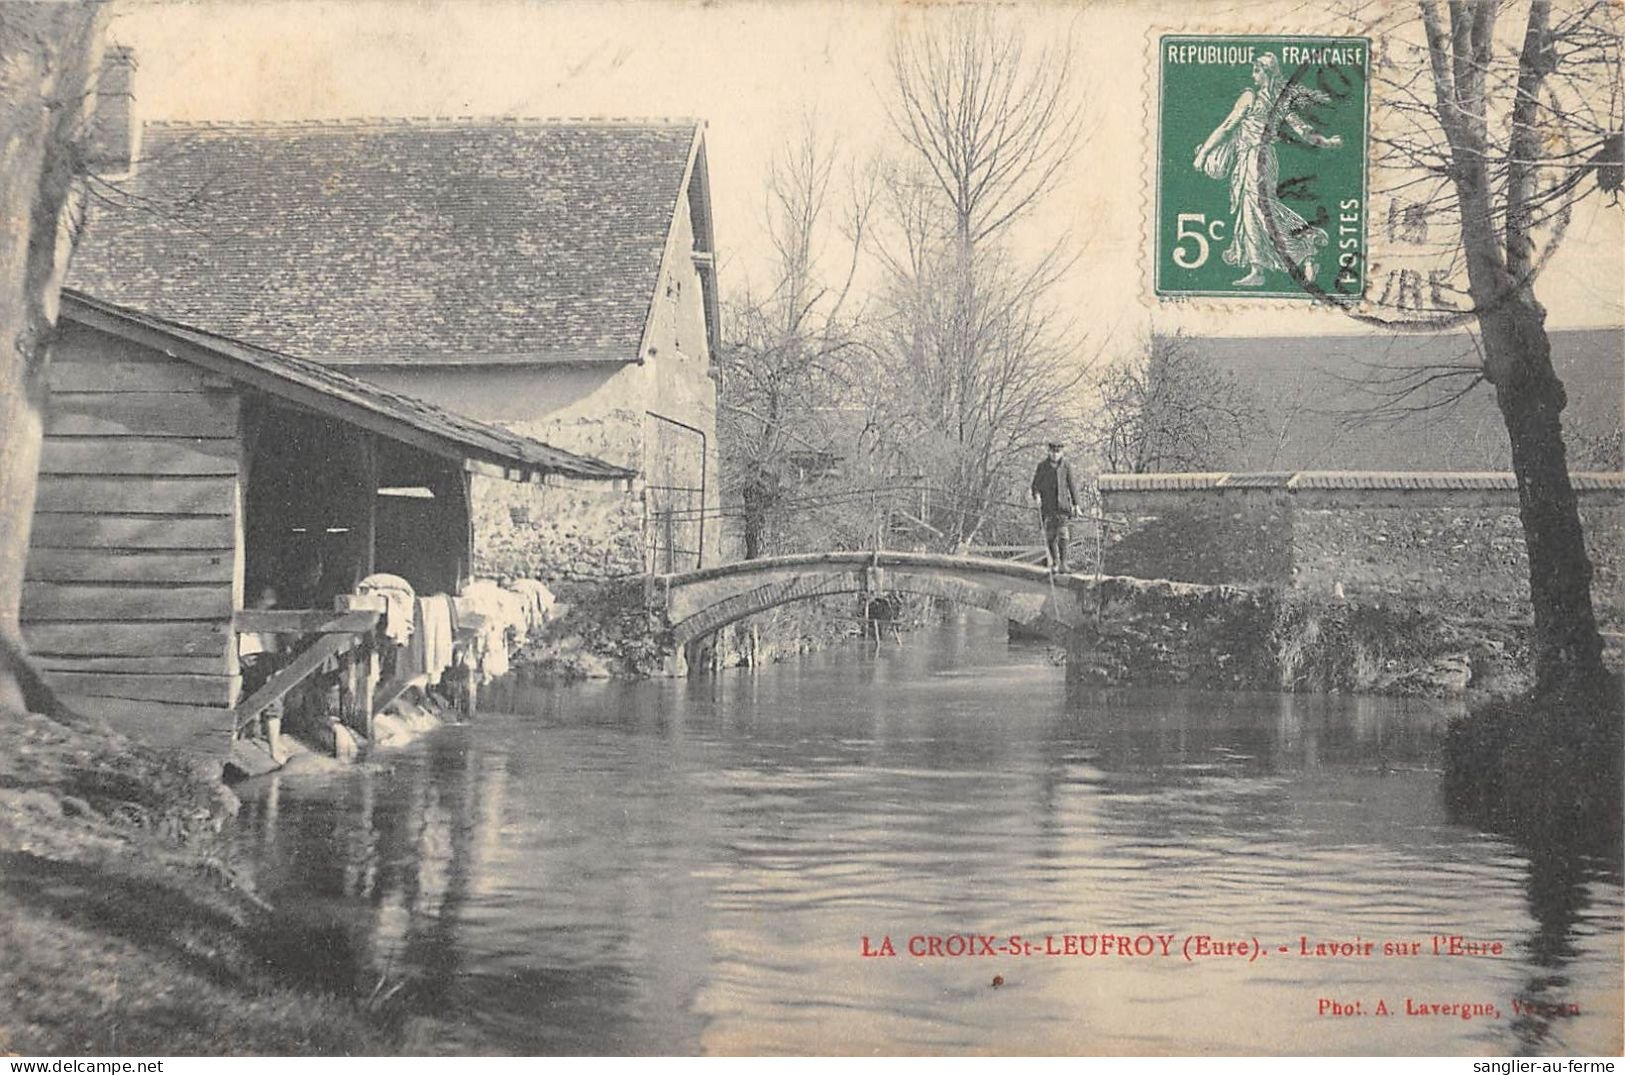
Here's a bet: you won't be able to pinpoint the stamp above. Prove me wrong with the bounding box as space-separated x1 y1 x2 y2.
1154 35 1370 301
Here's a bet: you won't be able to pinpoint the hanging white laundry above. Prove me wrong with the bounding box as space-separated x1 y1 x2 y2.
510 578 557 630
357 573 416 646
456 579 528 682
416 594 455 686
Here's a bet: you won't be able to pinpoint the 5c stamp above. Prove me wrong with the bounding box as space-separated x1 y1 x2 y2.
1155 35 1370 300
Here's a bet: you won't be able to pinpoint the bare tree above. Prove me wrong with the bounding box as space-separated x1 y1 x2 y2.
869 12 1090 550
1093 335 1265 474
865 233 1089 547
0 1 106 718
1357 0 1621 696
887 10 1081 245
718 124 874 558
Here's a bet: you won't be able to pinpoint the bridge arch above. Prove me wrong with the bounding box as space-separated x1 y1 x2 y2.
655 551 1090 647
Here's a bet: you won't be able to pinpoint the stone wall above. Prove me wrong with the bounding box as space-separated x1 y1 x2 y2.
1583 501 1625 623
465 406 646 580
1100 488 1293 587
1291 490 1622 625
1101 482 1624 627
469 473 645 581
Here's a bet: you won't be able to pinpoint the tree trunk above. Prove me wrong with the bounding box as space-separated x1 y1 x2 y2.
0 2 106 715
1417 1 1607 701
742 497 765 560
1479 298 1606 697
740 471 773 560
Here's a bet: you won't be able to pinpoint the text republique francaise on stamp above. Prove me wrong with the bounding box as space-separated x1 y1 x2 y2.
1155 35 1370 301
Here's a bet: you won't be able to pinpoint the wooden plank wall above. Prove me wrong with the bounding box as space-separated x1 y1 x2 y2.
21 322 243 747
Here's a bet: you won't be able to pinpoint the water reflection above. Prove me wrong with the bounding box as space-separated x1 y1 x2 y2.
231 616 1623 1055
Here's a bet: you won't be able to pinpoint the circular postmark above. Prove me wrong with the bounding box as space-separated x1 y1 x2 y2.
1262 47 1573 331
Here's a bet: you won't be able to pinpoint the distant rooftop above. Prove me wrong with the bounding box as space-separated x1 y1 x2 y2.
69 117 709 366
1166 329 1623 471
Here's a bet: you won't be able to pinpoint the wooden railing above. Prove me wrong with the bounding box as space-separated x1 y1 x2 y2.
231 596 384 740
232 591 498 763
962 544 1051 565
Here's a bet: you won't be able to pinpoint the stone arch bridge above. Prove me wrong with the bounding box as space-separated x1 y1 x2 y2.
648 551 1271 684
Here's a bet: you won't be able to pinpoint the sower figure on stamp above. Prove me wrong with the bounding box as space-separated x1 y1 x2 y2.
1192 53 1342 287
1029 441 1079 575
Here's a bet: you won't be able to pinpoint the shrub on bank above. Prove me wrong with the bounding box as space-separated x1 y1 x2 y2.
515 576 665 680
1442 675 1624 861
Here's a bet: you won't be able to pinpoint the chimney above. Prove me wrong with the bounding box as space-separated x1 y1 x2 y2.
85 46 139 177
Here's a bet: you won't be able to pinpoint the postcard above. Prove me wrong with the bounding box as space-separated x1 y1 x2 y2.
0 0 1619 1058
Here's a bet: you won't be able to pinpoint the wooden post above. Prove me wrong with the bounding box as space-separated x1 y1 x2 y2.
359 645 378 740
359 433 377 579
336 593 383 739
228 412 247 698
340 644 365 735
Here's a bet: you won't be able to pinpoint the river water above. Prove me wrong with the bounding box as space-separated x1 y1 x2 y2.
228 617 1623 1055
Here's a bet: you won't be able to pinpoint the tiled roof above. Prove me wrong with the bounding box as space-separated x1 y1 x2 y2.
1169 329 1623 471
1097 473 1228 492
1097 470 1625 493
1218 472 1294 488
62 290 634 481
68 117 703 365
1286 471 1518 490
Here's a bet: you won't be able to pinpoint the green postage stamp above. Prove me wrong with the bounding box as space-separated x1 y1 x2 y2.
1155 35 1370 300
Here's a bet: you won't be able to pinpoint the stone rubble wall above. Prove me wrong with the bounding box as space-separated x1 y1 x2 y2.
1101 485 1624 627
1292 496 1623 624
467 400 724 582
470 473 645 581
1100 488 1293 587
469 409 646 581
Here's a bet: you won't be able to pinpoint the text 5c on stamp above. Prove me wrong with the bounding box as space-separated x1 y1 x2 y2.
1155 35 1370 301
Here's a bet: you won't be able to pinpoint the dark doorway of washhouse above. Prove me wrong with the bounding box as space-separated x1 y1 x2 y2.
243 400 471 611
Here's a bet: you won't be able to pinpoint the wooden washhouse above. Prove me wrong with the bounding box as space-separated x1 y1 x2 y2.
21 291 632 764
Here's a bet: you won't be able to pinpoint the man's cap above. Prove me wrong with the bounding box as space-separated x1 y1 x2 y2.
1046 441 1064 450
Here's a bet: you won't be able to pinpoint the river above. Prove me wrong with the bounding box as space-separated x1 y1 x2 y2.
228 616 1624 1055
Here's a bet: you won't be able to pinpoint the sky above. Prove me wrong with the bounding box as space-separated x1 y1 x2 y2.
109 0 1625 369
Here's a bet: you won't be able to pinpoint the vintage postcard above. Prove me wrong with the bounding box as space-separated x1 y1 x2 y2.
0 0 1620 1060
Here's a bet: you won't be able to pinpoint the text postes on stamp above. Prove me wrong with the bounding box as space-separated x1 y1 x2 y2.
1155 35 1370 301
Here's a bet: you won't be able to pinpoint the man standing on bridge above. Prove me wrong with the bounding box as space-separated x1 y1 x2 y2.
1030 442 1079 574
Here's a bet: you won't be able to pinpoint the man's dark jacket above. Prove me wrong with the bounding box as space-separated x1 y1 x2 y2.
1031 457 1078 516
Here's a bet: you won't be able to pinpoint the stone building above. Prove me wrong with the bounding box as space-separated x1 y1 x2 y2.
67 95 721 581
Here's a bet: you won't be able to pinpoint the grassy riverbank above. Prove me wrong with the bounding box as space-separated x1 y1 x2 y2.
0 707 409 1056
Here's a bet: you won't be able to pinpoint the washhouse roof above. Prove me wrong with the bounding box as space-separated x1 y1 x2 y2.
62 290 636 483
